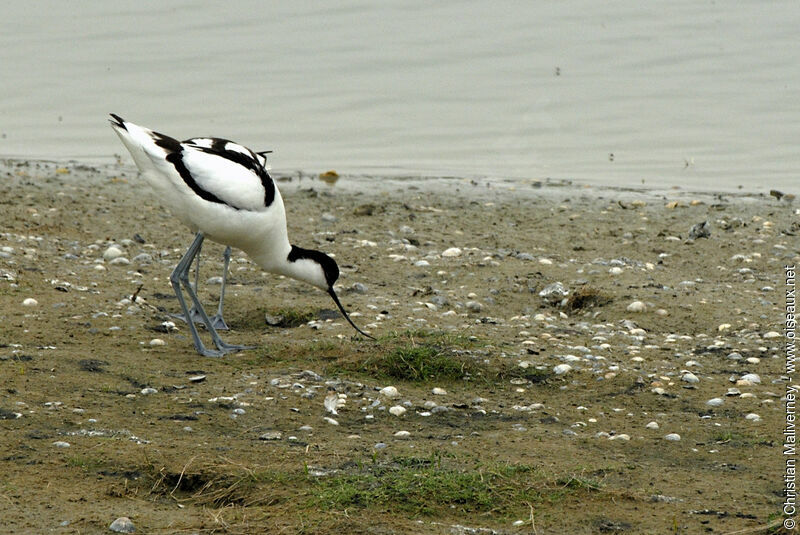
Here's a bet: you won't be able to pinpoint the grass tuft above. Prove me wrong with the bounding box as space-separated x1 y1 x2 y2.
353 330 482 382
312 459 540 516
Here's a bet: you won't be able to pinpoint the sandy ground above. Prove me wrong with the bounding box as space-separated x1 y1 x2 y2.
0 159 797 534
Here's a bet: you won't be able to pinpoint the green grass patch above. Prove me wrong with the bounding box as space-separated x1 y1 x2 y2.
312 457 595 517
338 330 484 382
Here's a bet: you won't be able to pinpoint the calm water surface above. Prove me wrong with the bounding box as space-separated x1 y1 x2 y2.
1 1 797 191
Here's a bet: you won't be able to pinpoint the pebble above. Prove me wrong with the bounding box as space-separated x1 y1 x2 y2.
132 253 152 264
763 331 781 339
626 301 647 313
645 421 659 430
109 257 130 265
465 301 483 313
103 246 124 261
394 430 411 439
432 387 447 396
259 431 282 441
148 338 165 346
52 441 71 448
140 387 157 395
109 517 136 533
539 282 569 304
664 433 681 442
323 417 339 426
22 298 38 307
389 406 407 416
681 372 699 384
379 386 400 398
553 364 572 375
609 267 623 275
688 220 711 240
740 373 761 384
706 398 724 407
349 282 368 294
441 247 462 258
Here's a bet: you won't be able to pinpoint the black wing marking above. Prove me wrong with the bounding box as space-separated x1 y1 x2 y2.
184 137 276 208
152 133 230 207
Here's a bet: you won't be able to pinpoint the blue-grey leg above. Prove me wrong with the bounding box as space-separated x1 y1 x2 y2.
170 233 251 357
172 244 231 331
209 246 233 330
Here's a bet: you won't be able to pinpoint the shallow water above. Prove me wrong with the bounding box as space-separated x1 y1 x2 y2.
1 1 797 191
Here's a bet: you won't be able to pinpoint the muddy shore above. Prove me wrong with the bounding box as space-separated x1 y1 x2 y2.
0 159 796 534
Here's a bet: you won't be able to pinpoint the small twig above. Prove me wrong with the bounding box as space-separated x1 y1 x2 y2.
130 283 144 303
720 518 784 535
170 455 197 498
527 501 538 534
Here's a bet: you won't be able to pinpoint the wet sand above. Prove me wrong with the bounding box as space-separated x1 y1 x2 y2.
0 159 795 533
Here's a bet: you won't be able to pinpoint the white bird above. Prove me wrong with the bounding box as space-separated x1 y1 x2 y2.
109 114 373 356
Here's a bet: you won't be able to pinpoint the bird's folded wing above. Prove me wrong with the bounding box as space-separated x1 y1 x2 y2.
181 147 274 211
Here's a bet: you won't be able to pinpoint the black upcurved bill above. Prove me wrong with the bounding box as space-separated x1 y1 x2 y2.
327 288 375 340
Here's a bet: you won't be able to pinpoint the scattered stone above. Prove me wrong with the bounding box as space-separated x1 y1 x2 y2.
645 421 660 430
465 301 483 313
103 246 124 261
140 387 157 395
681 372 699 384
740 373 761 384
664 433 681 442
52 441 71 448
109 257 130 265
441 247 462 258
432 387 447 396
626 300 647 313
539 282 569 305
706 398 724 407
688 221 711 240
379 386 400 398
259 431 282 441
22 298 38 307
394 430 411 439
389 406 406 416
109 517 135 533
188 375 206 383
353 204 375 216
745 413 761 422
148 338 165 347
553 364 572 375
348 282 368 294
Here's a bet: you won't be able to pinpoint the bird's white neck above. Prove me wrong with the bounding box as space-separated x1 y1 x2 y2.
252 243 328 290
